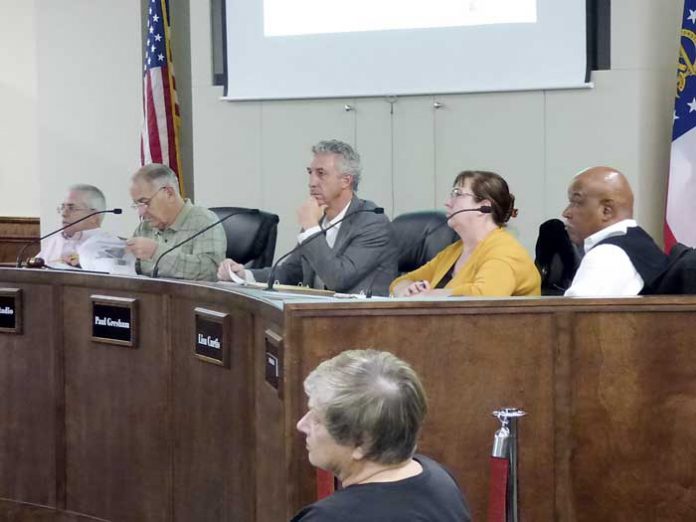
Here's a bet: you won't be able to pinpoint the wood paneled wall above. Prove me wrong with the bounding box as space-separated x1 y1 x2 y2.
0 217 40 264
0 498 108 521
1 270 695 521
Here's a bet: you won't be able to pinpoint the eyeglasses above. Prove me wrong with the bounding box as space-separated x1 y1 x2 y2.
448 187 476 200
56 204 94 214
130 186 166 209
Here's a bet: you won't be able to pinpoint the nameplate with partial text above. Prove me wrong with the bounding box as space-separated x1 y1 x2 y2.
264 329 283 396
194 307 230 367
0 288 22 334
91 295 138 347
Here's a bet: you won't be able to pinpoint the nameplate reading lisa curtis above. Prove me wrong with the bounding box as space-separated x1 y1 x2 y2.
197 334 221 349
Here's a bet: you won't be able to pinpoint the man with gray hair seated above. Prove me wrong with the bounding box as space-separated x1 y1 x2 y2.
292 349 471 521
218 139 397 296
38 184 118 268
126 163 226 281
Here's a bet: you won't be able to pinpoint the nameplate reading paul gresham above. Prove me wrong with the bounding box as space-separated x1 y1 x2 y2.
91 295 138 347
0 289 22 334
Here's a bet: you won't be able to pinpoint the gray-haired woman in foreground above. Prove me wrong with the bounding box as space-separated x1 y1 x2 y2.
291 349 471 522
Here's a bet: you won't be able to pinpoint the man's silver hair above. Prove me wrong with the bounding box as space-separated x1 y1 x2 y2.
69 184 106 212
68 184 106 224
312 140 362 191
132 163 181 195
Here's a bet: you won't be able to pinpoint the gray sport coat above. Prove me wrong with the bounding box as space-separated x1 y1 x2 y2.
251 197 398 296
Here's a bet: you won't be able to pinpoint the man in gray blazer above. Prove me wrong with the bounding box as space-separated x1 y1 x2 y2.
218 140 397 296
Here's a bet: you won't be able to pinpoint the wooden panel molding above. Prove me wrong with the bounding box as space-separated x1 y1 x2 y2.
0 217 40 264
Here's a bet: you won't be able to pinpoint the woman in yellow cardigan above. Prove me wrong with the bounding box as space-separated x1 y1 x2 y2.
390 171 540 297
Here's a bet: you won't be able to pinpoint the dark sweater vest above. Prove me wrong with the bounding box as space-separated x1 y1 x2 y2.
596 226 668 293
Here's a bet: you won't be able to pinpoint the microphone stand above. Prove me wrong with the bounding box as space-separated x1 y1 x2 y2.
16 208 123 268
394 206 493 270
151 208 259 279
265 207 384 292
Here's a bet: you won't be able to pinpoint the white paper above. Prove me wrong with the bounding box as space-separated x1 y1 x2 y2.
77 236 137 275
227 265 246 284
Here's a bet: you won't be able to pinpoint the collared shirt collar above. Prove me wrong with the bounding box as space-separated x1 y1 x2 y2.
321 199 351 229
166 199 193 232
583 218 638 254
62 227 104 241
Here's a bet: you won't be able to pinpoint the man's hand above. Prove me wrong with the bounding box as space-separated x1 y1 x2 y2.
62 253 80 267
297 196 326 230
217 258 246 281
125 237 159 260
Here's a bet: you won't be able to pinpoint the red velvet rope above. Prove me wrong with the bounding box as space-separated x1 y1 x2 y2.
315 469 335 500
487 456 509 522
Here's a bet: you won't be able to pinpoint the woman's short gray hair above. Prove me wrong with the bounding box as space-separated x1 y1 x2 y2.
132 163 180 194
304 349 427 465
312 140 362 191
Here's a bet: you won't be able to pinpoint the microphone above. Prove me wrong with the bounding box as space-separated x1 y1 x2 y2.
449 205 492 218
417 205 492 238
265 207 385 292
151 208 259 278
16 208 123 268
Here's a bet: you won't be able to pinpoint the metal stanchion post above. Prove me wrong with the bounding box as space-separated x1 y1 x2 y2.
492 408 526 522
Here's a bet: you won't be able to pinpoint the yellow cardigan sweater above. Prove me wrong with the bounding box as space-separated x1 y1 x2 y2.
390 228 541 297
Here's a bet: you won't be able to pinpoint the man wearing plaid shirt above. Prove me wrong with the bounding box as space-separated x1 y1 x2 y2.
126 163 226 281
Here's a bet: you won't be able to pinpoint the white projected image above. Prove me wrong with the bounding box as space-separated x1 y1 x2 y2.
227 0 587 100
264 0 536 37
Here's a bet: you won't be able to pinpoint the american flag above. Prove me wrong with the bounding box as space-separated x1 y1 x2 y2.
140 0 183 193
665 0 696 250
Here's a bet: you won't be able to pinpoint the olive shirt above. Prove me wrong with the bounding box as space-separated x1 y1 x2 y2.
390 228 540 297
132 200 226 281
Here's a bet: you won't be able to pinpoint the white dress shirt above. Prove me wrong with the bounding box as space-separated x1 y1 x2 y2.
38 228 114 268
564 219 644 297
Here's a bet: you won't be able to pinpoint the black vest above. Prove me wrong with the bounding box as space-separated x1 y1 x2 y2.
596 226 668 293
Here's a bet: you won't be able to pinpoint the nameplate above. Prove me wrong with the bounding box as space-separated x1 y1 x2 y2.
91 295 138 347
0 288 22 334
194 308 230 367
264 329 283 396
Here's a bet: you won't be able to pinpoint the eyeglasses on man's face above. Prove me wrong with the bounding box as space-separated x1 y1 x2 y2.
56 204 94 214
130 186 166 209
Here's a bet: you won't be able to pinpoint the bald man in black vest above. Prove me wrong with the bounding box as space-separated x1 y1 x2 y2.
562 166 668 297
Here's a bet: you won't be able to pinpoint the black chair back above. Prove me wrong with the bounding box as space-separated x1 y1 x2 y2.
646 243 696 294
535 218 581 295
209 207 279 268
392 211 458 274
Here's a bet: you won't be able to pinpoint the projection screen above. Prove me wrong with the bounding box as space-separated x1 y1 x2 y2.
224 0 588 100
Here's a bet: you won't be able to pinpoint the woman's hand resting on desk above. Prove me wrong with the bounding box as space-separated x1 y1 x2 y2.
217 258 246 281
392 280 432 297
392 280 453 297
